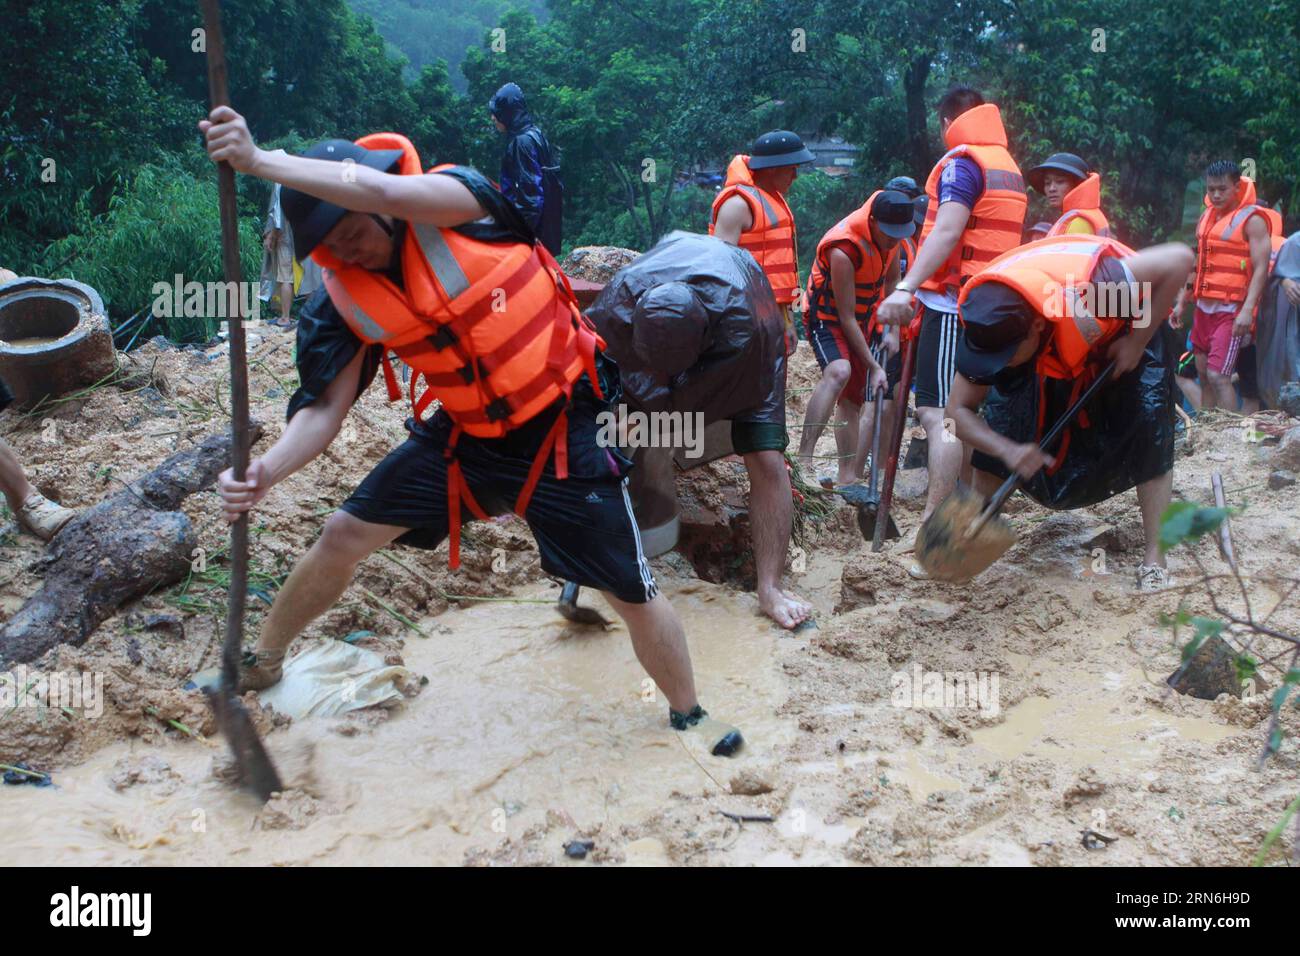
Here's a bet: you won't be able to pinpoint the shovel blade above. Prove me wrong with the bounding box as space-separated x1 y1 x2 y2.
205 687 283 801
915 487 1018 583
556 581 611 628
856 502 900 542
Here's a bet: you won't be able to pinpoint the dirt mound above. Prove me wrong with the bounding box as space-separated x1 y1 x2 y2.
559 246 640 283
0 331 547 773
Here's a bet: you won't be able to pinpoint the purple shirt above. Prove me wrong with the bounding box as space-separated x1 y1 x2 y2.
938 156 984 209
917 156 985 312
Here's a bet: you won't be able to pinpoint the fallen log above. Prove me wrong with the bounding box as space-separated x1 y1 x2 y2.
0 427 261 665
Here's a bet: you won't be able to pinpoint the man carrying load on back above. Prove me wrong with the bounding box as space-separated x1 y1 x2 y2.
198 105 743 757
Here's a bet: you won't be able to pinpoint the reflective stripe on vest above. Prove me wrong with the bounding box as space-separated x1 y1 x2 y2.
918 143 1028 294
709 157 800 303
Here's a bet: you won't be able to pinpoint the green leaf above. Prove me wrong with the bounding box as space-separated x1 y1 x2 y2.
1180 618 1225 661
1159 502 1230 553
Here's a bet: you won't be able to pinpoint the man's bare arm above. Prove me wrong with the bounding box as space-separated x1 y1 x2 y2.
713 194 753 245
202 106 485 228
1238 215 1273 325
949 373 1054 479
899 202 970 291
260 348 366 485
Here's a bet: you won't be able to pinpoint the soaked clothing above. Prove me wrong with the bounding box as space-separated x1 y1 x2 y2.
287 167 656 602
915 305 961 408
340 371 657 604
967 331 1176 511
489 83 563 255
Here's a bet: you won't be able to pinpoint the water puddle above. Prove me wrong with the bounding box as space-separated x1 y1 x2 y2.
971 667 1234 770
0 580 793 865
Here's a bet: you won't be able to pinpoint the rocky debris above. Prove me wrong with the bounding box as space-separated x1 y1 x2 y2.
729 768 776 796
257 789 327 830
1062 767 1106 807
559 246 640 283
1277 382 1300 419
1268 469 1297 490
110 754 180 793
673 457 755 587
1167 634 1244 700
1277 426 1300 470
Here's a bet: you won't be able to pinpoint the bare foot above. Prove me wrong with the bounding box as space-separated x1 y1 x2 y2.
759 586 813 629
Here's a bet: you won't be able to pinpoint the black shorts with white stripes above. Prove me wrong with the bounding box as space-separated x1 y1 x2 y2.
915 305 962 409
340 395 659 605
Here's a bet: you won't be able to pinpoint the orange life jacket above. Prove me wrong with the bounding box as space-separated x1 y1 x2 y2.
804 191 901 327
918 104 1028 294
1046 172 1111 237
313 133 605 568
1193 177 1284 302
709 155 800 303
959 234 1139 470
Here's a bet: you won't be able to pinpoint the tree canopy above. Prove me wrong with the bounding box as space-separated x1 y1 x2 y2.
2 0 1294 332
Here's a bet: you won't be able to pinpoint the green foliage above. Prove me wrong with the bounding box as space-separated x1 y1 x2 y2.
347 0 548 88
3 0 1297 342
1158 501 1231 554
42 160 261 341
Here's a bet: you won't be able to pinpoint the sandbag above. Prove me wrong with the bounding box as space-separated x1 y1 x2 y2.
585 231 785 424
256 640 415 719
1257 232 1300 409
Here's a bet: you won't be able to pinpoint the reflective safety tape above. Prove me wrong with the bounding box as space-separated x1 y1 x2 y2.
411 222 470 299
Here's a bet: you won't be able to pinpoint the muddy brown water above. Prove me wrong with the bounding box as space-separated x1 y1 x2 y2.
0 580 795 865
0 549 1239 866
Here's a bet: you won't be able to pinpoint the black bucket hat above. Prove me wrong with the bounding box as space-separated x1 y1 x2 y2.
955 283 1037 380
747 130 815 170
282 139 404 260
1027 152 1089 194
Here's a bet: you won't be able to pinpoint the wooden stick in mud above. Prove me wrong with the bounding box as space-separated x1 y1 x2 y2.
1211 471 1235 570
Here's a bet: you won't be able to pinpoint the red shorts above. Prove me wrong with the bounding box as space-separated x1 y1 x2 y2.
1190 305 1246 375
807 314 868 404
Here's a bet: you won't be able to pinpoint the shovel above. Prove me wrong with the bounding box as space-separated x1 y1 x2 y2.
916 361 1118 582
871 332 918 551
556 581 611 628
199 0 283 800
855 383 901 541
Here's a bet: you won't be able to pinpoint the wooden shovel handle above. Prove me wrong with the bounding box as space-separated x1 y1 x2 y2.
201 0 251 692
872 334 917 552
970 361 1119 536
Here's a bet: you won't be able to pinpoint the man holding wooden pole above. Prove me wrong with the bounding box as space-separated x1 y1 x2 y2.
197 106 743 757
